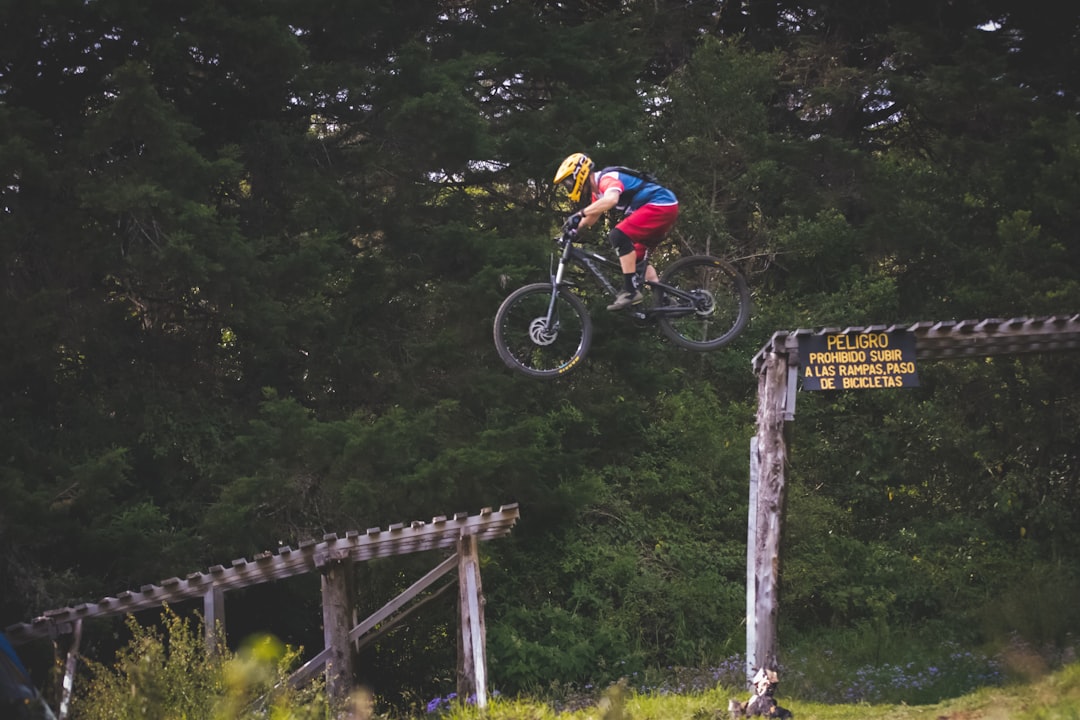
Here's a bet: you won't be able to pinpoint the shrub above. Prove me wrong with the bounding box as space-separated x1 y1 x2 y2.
76 608 325 719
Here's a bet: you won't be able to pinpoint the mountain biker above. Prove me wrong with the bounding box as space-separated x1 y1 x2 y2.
553 152 679 311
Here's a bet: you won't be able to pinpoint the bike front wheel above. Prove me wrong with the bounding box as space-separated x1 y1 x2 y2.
493 283 593 379
655 255 751 351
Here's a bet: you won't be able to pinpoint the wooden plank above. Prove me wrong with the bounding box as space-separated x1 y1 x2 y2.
288 566 463 692
464 554 487 708
750 351 788 674
352 582 455 652
203 585 225 652
751 315 1080 372
6 505 521 643
58 618 82 720
288 646 332 689
320 559 355 708
347 554 458 644
746 436 759 684
456 533 488 707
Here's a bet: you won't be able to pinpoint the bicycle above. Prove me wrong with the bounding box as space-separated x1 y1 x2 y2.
493 219 751 379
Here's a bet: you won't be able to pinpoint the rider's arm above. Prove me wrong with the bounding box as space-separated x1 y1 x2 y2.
579 187 621 228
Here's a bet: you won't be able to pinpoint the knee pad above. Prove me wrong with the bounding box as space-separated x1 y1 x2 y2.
608 227 634 257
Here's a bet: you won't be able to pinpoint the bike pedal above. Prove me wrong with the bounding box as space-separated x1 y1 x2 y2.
629 311 647 320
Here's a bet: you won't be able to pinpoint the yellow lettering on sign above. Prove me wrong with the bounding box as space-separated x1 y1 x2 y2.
870 349 902 362
803 332 917 391
809 351 867 365
840 375 905 389
826 333 890 351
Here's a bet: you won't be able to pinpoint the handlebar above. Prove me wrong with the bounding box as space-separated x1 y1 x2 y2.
555 214 584 247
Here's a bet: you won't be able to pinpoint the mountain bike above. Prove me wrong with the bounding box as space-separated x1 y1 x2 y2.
493 220 751 379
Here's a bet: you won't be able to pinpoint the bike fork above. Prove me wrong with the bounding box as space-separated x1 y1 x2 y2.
543 284 561 325
542 257 572 325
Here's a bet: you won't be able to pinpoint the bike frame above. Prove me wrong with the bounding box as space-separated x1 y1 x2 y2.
545 233 703 320
493 227 751 379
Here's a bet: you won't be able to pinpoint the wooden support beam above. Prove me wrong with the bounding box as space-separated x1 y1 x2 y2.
289 554 458 690
7 505 519 645
749 350 789 675
353 582 455 652
203 584 225 653
456 533 487 707
348 553 459 645
746 437 759 684
321 558 356 708
58 618 82 720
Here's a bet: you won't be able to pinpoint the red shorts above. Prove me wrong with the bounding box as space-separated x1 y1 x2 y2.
615 203 679 261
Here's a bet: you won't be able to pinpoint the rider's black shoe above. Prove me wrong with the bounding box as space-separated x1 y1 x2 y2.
606 290 643 311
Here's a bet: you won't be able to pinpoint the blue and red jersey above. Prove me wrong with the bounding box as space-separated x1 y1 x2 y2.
592 169 679 254
593 169 678 211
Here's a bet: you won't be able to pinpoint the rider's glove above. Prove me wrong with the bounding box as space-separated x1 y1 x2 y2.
564 212 583 231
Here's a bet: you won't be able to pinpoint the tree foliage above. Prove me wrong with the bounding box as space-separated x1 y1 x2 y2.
2 0 1080 704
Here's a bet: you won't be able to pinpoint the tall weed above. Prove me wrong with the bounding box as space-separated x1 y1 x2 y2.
75 608 327 720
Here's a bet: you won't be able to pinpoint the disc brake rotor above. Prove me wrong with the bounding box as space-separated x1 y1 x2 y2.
529 317 558 345
693 289 717 317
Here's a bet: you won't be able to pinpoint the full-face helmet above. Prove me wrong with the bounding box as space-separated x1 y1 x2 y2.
553 152 595 203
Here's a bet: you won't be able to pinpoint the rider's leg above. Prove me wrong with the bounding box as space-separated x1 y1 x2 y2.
614 204 676 289
607 227 644 310
618 251 638 286
609 227 641 295
635 245 659 284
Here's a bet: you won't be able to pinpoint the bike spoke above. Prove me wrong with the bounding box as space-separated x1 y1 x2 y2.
656 256 750 351
494 285 592 378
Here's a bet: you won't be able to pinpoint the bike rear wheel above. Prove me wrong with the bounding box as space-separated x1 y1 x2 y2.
493 283 593 379
655 255 751 351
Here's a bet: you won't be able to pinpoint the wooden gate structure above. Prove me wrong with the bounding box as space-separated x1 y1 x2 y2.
747 315 1080 679
5 504 520 716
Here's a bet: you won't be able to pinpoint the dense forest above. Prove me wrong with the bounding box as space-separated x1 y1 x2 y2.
3 0 1080 707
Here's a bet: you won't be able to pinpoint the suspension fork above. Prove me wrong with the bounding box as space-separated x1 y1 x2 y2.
542 242 575 324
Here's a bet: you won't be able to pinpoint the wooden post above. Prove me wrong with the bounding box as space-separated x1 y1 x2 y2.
746 437 759 684
58 619 82 720
749 350 790 674
456 532 488 707
321 556 356 708
203 584 225 652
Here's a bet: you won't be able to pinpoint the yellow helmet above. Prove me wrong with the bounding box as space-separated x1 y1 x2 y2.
553 152 595 203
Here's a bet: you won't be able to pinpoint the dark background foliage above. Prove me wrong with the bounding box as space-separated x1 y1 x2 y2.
3 0 1079 705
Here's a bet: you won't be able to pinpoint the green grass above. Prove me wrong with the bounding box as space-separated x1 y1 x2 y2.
431 662 1080 720
72 611 1079 719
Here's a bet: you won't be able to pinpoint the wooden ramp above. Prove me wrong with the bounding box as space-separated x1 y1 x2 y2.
6 504 520 715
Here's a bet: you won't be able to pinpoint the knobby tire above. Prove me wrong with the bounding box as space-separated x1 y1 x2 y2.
655 255 751 351
493 283 593 379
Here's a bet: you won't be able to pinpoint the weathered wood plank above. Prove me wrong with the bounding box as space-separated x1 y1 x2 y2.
348 554 459 644
457 533 488 708
752 314 1080 372
6 505 520 644
320 558 355 708
750 351 788 675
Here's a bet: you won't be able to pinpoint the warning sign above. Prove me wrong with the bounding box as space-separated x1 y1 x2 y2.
799 331 919 391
